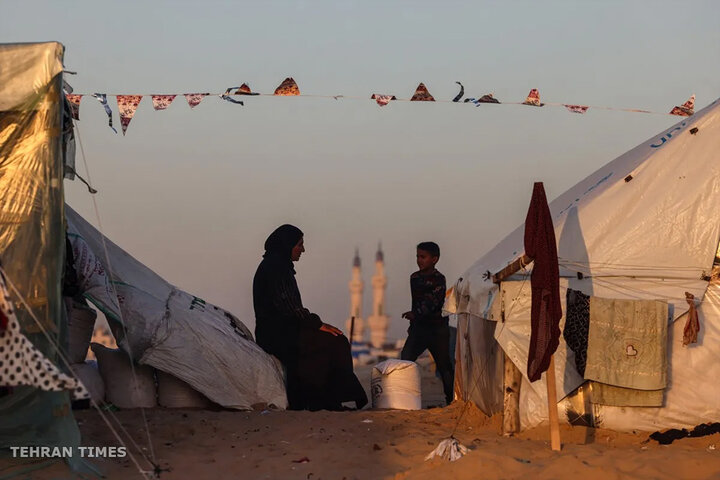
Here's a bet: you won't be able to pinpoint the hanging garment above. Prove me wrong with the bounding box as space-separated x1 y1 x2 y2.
274 77 300 96
563 288 590 376
524 182 562 382
151 95 177 111
370 94 396 107
589 382 664 407
410 83 435 101
585 296 668 391
683 291 700 346
669 94 695 116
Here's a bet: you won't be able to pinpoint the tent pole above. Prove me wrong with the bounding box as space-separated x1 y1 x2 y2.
502 351 522 435
546 355 562 451
349 316 355 342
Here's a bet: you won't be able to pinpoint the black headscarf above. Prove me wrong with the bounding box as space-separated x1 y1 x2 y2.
263 224 303 261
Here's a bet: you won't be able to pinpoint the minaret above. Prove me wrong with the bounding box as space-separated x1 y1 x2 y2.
367 243 389 348
345 248 365 342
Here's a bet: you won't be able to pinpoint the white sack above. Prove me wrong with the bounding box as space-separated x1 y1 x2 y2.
371 359 421 410
92 343 156 409
157 370 213 409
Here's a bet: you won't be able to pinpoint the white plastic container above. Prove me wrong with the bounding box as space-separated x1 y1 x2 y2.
371 359 421 410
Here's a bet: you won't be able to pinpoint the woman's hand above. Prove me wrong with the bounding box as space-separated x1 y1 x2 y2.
319 323 343 336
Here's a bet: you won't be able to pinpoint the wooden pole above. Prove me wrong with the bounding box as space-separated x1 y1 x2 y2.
546 355 562 451
502 352 522 436
349 316 355 343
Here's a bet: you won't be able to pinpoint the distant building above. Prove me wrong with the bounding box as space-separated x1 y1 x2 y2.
367 243 389 348
345 248 365 342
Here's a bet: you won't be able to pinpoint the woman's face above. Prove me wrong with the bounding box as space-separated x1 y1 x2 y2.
291 237 305 261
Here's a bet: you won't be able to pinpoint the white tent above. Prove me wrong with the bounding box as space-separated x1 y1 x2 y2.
65 206 288 410
446 97 720 432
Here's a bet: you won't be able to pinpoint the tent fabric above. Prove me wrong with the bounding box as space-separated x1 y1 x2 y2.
450 96 720 432
0 42 88 466
65 206 288 410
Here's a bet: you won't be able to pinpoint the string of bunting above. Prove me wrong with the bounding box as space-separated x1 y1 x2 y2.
64 77 696 135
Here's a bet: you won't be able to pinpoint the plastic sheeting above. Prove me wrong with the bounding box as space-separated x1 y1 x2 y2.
0 42 87 465
451 97 720 431
65 206 288 410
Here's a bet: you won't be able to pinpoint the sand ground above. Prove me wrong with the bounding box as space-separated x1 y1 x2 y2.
2 357 719 479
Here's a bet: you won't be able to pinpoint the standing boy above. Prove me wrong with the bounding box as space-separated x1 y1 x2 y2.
401 242 454 405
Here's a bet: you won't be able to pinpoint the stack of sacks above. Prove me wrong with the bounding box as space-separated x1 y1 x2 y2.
157 371 213 409
66 299 105 404
92 343 156 408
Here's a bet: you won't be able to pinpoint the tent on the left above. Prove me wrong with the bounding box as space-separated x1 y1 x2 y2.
0 42 98 474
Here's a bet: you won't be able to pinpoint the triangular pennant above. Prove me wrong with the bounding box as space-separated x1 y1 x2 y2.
274 77 300 96
370 94 397 107
184 93 209 109
465 93 501 105
236 83 260 96
669 94 695 116
0 272 88 399
410 83 435 101
151 95 177 111
91 94 117 133
116 95 143 136
65 94 82 120
523 89 544 107
564 104 589 114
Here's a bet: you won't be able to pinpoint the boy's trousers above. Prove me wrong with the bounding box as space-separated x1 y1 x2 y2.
400 320 454 405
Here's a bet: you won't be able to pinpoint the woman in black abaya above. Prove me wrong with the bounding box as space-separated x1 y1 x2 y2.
253 224 368 411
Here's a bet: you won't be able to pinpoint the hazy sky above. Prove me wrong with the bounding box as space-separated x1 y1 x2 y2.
2 1 719 342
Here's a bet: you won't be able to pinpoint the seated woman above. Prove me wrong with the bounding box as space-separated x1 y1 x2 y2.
253 224 368 411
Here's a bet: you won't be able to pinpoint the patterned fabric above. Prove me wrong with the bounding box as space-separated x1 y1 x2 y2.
151 95 177 111
236 83 259 95
585 296 668 390
669 94 695 116
565 104 589 114
589 381 664 407
220 87 244 105
683 291 700 346
0 273 88 399
410 83 435 101
452 82 464 102
370 94 396 106
274 77 300 96
65 94 82 120
464 94 501 106
563 288 590 376
409 269 446 325
116 95 142 135
523 88 543 107
92 93 117 133
184 93 209 109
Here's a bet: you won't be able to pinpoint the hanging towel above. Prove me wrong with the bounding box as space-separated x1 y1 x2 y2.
585 296 668 391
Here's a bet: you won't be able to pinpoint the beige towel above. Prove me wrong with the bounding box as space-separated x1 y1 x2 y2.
589 382 664 407
585 297 668 391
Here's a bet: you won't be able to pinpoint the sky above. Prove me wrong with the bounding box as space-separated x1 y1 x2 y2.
2 1 719 343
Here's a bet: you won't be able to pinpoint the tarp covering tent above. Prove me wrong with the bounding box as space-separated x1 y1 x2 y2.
65 206 287 410
446 97 720 432
0 42 89 470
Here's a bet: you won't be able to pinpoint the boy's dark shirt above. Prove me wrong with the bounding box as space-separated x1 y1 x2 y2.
410 269 446 325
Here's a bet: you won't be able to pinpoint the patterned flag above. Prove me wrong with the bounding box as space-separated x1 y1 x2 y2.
220 87 244 105
65 94 83 120
151 95 177 111
370 94 396 107
92 94 117 133
0 272 88 399
116 95 143 136
236 83 259 96
274 77 300 96
669 94 695 116
523 89 543 107
564 104 589 114
184 93 209 109
410 83 435 101
452 82 464 102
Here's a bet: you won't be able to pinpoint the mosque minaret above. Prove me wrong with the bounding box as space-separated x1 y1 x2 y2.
345 248 365 342
366 243 389 348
